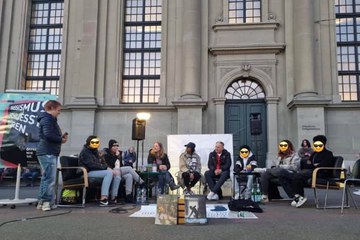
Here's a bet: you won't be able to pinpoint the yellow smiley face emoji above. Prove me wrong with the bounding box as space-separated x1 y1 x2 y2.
313 141 324 152
89 138 100 149
240 148 250 158
279 141 289 152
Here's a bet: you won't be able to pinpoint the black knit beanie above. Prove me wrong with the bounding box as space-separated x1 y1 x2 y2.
108 139 118 149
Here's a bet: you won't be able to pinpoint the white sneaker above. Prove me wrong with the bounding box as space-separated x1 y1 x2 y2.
211 193 219 201
353 189 360 196
261 195 269 203
207 191 215 200
295 196 307 208
42 202 51 211
291 195 300 207
36 202 43 210
234 193 240 200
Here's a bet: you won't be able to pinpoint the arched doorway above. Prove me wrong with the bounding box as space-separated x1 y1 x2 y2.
225 78 267 167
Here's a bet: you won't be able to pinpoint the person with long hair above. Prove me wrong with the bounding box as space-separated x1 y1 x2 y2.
79 136 121 206
260 139 300 203
36 100 68 211
147 142 180 194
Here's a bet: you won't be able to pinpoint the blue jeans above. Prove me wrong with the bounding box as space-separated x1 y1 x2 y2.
205 170 230 194
22 170 40 185
158 171 173 194
38 155 58 202
88 170 121 198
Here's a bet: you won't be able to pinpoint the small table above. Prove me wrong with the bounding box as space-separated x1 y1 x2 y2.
139 171 166 201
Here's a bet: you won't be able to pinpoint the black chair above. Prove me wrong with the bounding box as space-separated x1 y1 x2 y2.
310 156 346 209
57 156 89 207
341 159 360 213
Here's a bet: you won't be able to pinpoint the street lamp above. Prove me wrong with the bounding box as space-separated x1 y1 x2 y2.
132 112 151 171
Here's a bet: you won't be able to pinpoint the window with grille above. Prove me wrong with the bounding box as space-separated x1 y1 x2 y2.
225 79 265 100
335 0 360 101
228 0 261 24
122 0 162 103
25 0 64 96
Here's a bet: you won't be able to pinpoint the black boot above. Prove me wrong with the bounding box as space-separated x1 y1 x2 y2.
169 179 180 191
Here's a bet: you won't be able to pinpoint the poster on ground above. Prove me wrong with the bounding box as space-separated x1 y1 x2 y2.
0 92 56 167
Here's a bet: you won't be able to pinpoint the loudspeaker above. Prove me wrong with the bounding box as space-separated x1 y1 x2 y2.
132 118 146 140
250 113 262 135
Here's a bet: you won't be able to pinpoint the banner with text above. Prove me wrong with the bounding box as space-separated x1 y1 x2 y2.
0 93 56 167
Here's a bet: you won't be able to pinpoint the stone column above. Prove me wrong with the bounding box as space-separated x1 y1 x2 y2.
293 0 317 97
181 0 201 99
213 98 226 133
266 97 280 167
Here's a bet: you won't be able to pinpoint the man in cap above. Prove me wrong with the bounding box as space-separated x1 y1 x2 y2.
290 135 334 208
179 142 202 195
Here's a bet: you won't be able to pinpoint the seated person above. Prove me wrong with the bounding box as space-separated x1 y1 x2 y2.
291 135 335 208
103 139 144 203
260 140 300 203
78 135 121 206
147 141 180 194
122 146 136 168
233 145 257 200
204 141 231 201
179 142 201 195
298 139 313 164
22 164 41 187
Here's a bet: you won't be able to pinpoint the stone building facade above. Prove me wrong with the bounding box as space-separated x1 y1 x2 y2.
1 0 360 166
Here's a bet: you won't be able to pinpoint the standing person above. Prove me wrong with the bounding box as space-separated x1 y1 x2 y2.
233 145 257 200
36 100 68 211
79 136 121 206
123 146 136 168
260 140 300 203
103 140 144 203
147 142 180 194
290 135 335 208
179 142 201 195
204 141 232 201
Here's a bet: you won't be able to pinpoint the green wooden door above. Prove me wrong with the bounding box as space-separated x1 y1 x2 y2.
225 100 267 167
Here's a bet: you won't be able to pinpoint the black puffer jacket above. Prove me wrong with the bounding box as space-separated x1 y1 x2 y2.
79 145 107 172
36 112 62 156
207 149 232 172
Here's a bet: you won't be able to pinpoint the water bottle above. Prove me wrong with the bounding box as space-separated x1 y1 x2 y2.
141 187 147 204
251 184 256 202
136 186 142 204
152 161 157 172
255 183 261 202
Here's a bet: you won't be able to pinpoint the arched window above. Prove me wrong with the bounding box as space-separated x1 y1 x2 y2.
225 79 265 99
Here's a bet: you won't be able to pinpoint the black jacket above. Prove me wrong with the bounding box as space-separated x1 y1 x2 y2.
147 150 171 171
36 112 62 156
78 145 107 172
207 149 232 172
310 148 335 178
103 148 122 169
234 153 257 174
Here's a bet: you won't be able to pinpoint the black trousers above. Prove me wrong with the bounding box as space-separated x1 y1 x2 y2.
182 171 201 189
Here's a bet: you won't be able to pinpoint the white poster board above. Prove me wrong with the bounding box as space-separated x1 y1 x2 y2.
166 134 234 176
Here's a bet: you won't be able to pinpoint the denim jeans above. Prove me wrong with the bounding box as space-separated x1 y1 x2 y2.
120 166 143 195
22 171 40 185
38 155 58 202
88 170 121 198
205 170 230 194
